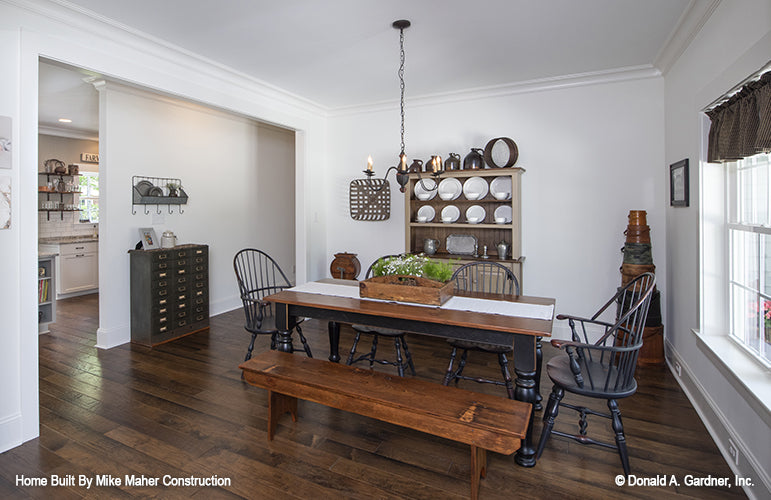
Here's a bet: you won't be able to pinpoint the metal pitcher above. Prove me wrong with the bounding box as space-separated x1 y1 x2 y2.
496 240 510 260
423 238 440 255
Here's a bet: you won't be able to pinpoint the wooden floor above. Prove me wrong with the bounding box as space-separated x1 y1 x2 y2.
0 294 746 499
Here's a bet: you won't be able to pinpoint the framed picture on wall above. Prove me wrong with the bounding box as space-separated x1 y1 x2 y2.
138 227 158 250
670 159 689 207
0 116 11 169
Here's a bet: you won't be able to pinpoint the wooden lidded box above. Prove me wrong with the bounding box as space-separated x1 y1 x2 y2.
359 275 454 306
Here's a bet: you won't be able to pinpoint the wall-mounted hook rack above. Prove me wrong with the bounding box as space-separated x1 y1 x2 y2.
131 175 188 215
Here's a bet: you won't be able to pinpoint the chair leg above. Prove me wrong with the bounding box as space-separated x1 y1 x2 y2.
270 332 276 350
608 399 631 475
295 324 313 358
346 332 362 365
455 350 469 384
536 385 564 459
443 347 459 385
245 333 258 362
497 352 516 400
400 335 416 376
368 334 379 369
393 336 405 377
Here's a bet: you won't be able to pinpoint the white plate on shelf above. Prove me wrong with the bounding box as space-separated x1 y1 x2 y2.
416 205 435 223
441 205 460 223
414 178 437 201
437 177 462 201
490 176 512 200
462 176 489 200
494 205 512 223
465 205 486 224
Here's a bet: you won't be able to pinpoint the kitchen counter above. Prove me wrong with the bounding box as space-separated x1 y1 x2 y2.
39 236 99 244
38 251 59 258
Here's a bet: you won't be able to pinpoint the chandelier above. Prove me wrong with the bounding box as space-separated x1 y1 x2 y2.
363 19 443 193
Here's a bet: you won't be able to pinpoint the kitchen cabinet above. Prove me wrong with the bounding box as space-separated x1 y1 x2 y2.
38 240 99 298
38 255 56 333
129 244 209 346
404 167 525 288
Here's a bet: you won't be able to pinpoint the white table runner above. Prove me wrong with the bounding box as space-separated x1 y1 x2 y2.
287 281 554 321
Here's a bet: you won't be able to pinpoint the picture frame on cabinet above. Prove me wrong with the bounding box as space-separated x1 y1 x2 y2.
670 159 689 207
138 227 158 249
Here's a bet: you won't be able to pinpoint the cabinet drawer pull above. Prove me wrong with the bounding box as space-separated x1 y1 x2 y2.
159 326 167 332
159 263 167 269
195 314 205 321
178 277 186 283
159 272 167 278
178 303 186 309
160 317 167 323
177 269 186 274
178 295 186 301
159 290 168 296
196 282 204 288
159 308 167 314
159 299 167 305
158 280 167 287
159 254 167 260
195 249 203 254
177 311 186 318
195 266 203 272
178 320 187 327
75 246 85 250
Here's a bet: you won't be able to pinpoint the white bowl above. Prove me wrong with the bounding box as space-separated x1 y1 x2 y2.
442 217 454 223
439 192 455 201
417 192 431 201
465 191 481 200
467 216 481 224
417 216 428 223
495 217 506 224
493 192 509 200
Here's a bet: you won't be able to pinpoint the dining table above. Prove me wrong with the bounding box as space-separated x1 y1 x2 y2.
263 278 555 467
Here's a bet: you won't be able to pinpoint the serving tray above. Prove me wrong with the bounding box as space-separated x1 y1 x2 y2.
446 234 478 255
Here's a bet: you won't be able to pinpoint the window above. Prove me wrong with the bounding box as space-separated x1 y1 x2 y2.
728 152 771 365
78 172 99 223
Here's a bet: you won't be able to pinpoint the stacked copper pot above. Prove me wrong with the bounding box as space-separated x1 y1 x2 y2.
620 210 663 365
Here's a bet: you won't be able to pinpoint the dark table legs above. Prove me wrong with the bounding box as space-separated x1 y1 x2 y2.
328 321 341 363
512 335 538 467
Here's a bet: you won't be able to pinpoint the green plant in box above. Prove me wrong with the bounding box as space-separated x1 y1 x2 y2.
371 254 455 283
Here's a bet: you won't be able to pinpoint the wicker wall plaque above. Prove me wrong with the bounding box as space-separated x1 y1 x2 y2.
349 178 390 221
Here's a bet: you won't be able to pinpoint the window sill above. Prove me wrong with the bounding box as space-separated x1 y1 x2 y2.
692 329 771 425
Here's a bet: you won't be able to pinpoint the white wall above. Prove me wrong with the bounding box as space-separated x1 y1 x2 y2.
327 76 666 336
0 0 327 451
664 0 771 496
96 82 297 348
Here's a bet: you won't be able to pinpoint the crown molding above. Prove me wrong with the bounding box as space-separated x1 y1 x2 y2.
654 0 722 75
38 124 98 141
328 65 662 118
10 0 328 118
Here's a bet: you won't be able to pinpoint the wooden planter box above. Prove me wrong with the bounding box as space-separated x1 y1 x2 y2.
359 275 454 306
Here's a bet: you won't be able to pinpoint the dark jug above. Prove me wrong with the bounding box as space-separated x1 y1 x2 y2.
425 155 441 172
408 159 423 173
445 153 461 170
463 148 485 170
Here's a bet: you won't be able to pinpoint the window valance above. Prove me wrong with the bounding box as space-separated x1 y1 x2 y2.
706 72 771 163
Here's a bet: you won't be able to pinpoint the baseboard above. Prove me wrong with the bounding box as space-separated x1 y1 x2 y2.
210 295 241 318
664 341 770 499
95 323 130 349
0 413 23 454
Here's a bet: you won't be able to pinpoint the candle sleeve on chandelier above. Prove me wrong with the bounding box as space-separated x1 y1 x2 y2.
367 155 373 172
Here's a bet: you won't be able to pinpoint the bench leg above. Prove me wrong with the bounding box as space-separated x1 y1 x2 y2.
470 445 487 500
268 390 297 441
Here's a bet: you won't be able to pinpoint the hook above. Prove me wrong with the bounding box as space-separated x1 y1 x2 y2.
179 206 184 214
132 205 137 215
168 204 174 215
144 205 150 215
156 205 162 215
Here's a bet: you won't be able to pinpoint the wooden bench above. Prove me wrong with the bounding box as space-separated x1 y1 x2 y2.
239 350 531 500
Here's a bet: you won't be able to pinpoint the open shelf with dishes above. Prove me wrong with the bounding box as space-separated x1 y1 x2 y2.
132 175 188 214
38 172 81 220
404 167 525 287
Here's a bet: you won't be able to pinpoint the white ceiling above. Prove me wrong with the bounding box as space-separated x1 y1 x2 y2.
40 0 695 135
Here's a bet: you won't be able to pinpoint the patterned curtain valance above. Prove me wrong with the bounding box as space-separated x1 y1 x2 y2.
706 72 771 163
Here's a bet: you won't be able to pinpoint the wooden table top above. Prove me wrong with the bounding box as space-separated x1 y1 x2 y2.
265 278 554 338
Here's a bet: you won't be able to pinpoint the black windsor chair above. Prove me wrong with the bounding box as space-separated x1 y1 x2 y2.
442 261 520 399
346 255 416 377
535 272 656 475
233 248 312 361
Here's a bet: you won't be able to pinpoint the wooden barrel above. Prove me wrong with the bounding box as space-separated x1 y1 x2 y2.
628 210 647 226
638 324 665 365
624 224 651 244
620 263 656 287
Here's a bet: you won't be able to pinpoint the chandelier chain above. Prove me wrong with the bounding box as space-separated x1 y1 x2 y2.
398 26 406 157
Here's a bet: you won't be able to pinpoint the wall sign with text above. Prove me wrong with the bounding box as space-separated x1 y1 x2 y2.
81 153 99 163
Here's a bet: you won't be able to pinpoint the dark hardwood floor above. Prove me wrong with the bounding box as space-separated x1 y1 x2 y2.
0 294 746 499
